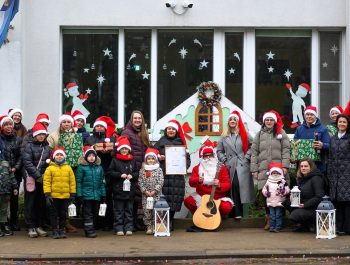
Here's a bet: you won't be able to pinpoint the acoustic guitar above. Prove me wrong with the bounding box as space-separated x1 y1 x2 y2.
193 163 222 230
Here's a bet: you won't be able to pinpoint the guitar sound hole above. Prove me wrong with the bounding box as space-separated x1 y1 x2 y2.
206 201 214 209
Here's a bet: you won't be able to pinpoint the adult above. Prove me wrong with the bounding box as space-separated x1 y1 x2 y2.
154 120 190 230
327 114 350 235
327 106 343 137
8 108 27 138
72 110 90 144
0 116 22 231
184 142 233 232
217 110 255 219
294 106 330 174
121 110 150 230
250 110 290 230
288 158 325 232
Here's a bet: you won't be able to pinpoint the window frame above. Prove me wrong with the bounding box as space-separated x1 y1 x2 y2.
195 104 223 136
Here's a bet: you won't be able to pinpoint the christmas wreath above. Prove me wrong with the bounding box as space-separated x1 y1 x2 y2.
197 81 222 107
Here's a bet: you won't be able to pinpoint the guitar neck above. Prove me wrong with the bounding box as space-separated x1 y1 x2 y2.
209 163 221 201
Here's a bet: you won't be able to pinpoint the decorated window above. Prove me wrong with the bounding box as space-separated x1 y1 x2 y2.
125 30 151 124
319 32 342 122
225 32 243 108
256 30 311 133
157 30 213 119
62 30 119 126
195 104 222 136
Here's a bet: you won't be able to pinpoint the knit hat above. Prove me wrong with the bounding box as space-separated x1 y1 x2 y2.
0 115 14 127
59 113 74 125
227 110 248 154
72 110 86 124
32 122 48 137
165 119 187 147
93 116 116 139
304 106 318 118
36 113 51 124
144 147 159 161
52 147 67 159
329 106 343 116
8 108 23 118
262 110 283 139
267 162 284 182
83 146 97 160
116 136 131 152
199 141 215 158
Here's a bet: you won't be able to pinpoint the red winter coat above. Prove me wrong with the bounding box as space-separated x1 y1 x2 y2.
189 164 231 200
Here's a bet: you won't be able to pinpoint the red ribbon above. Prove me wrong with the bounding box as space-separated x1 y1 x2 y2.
182 122 193 140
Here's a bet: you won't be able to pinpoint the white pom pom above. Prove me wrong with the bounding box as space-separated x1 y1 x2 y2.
46 159 51 164
104 138 110 143
115 142 118 146
277 134 282 139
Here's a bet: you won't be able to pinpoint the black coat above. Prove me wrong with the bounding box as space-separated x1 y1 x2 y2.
154 135 189 211
22 140 52 181
107 157 139 200
328 133 350 201
1 132 22 182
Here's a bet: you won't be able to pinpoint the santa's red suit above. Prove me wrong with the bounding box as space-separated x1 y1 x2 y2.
184 163 233 216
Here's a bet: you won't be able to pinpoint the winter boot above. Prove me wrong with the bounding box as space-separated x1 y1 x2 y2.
2 224 13 236
85 230 97 238
264 215 270 230
58 229 67 239
52 229 60 239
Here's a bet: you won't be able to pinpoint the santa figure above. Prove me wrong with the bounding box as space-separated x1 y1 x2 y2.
63 82 90 119
286 83 311 129
184 141 233 232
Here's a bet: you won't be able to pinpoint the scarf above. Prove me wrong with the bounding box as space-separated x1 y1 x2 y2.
144 163 159 171
116 153 134 161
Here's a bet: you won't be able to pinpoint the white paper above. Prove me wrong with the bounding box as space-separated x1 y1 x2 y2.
165 145 187 175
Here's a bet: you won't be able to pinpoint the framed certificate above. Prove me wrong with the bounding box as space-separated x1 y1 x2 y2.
165 145 187 175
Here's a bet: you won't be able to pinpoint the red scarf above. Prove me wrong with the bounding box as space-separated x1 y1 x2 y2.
116 153 134 161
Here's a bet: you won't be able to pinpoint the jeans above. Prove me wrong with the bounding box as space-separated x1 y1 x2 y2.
269 206 283 230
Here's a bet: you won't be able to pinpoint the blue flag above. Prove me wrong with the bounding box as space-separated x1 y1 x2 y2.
0 0 19 48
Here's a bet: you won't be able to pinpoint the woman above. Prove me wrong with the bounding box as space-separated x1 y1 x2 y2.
250 110 290 229
328 114 350 235
289 158 325 232
217 111 255 219
154 120 190 230
327 106 343 137
8 108 27 138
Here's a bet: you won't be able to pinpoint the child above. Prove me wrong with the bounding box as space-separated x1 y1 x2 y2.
262 162 290 233
43 147 76 239
76 146 106 238
107 136 138 236
138 147 164 235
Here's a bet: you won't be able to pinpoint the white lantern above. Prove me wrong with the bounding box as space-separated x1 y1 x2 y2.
68 203 76 217
290 186 301 207
99 203 107 216
123 179 131 191
316 196 336 239
154 195 170 237
146 197 154 210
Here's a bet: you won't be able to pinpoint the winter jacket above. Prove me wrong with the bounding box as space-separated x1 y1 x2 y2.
262 178 290 207
189 164 231 200
328 133 350 201
22 139 52 181
14 123 28 139
107 157 138 200
77 127 90 144
0 160 17 195
0 132 22 172
139 167 164 200
76 156 106 201
251 127 290 189
297 168 325 209
21 129 34 152
294 119 330 172
121 122 148 170
43 162 76 199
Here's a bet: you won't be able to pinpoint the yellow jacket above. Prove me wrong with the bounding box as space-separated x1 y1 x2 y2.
43 162 76 199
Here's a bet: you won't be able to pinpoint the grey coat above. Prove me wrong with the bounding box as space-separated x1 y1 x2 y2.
217 133 256 204
250 128 290 190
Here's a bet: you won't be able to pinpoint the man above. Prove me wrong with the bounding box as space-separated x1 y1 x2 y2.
184 142 233 232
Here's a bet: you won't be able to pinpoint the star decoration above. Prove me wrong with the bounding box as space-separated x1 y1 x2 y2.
83 68 90 73
283 69 293 81
86 88 92 94
168 38 177 47
96 74 106 85
179 47 188 59
233 52 240 62
170 70 176 77
330 45 339 56
142 71 150 80
266 51 275 60
193 38 203 47
129 53 136 62
103 48 111 56
322 62 328 68
228 68 235 75
267 66 274 73
199 60 209 68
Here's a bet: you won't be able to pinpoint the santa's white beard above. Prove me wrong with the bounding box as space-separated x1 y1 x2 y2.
199 157 218 185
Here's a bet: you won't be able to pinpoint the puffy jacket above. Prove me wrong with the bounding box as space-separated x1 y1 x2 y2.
76 156 106 200
77 127 90 144
22 140 52 181
43 162 76 199
262 178 290 207
0 160 17 194
0 132 22 172
107 157 138 200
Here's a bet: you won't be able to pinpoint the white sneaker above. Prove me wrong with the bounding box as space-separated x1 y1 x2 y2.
146 227 153 235
35 227 48 237
28 228 38 238
116 231 124 236
125 231 133 236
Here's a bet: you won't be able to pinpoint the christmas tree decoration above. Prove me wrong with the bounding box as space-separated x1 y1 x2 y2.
168 38 176 47
145 53 150 59
73 50 77 57
126 64 131 70
162 63 167 70
197 81 222 107
193 38 202 47
179 47 188 59
330 45 339 56
283 69 293 81
91 63 95 70
266 51 275 60
233 52 240 62
103 48 111 56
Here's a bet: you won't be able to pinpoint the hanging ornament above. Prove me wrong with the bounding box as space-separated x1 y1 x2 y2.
163 63 167 70
198 65 203 70
109 54 113 60
91 63 96 70
126 64 131 70
73 50 77 57
145 53 150 60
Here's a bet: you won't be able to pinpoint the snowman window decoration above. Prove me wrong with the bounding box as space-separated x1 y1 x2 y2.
63 82 91 119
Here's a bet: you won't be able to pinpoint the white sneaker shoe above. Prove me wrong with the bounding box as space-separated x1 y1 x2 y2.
125 231 133 236
116 231 124 236
28 228 38 238
35 227 48 237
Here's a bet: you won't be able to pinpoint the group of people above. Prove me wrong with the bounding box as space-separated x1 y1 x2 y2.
0 100 349 239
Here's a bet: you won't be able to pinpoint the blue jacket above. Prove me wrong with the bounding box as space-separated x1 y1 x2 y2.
294 118 330 172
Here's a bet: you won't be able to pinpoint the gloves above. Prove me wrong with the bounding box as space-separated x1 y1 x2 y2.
45 195 53 206
100 196 106 204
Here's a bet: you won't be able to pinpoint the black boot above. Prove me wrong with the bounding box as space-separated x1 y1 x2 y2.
52 229 60 239
85 225 97 238
58 229 67 239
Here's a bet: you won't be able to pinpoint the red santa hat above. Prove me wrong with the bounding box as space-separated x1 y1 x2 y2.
59 113 74 125
65 82 78 91
36 113 51 124
52 147 67 159
0 115 14 128
8 108 23 118
304 105 318 118
116 136 131 152
72 110 86 124
329 106 343 116
32 122 48 137
298 83 311 92
262 110 283 139
344 101 350 118
267 162 284 176
228 110 248 154
83 146 97 159
199 141 215 158
144 147 159 161
165 119 187 147
93 116 116 139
